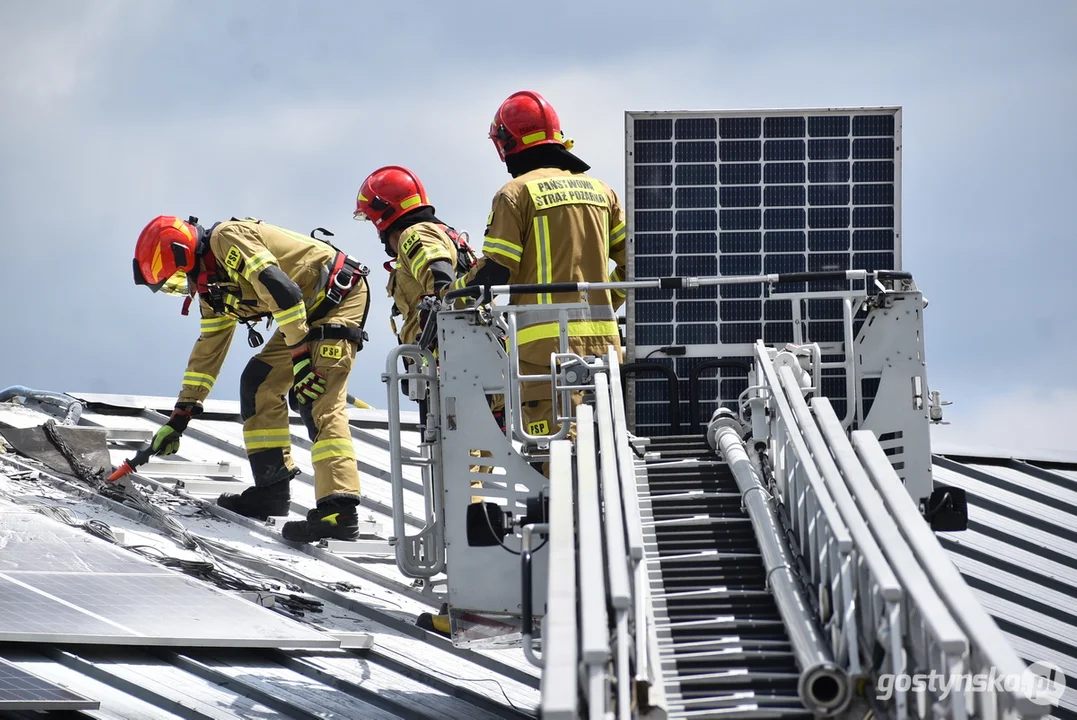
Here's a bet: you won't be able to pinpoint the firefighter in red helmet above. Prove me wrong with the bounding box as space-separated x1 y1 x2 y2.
132 215 371 542
449 90 628 445
355 166 505 488
354 166 470 350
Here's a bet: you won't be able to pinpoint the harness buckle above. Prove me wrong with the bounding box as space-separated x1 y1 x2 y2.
325 256 368 305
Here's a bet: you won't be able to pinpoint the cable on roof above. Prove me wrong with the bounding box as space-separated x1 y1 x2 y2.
29 420 326 619
375 644 537 717
0 386 84 424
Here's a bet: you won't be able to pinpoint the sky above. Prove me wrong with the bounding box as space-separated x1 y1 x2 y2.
0 0 1074 453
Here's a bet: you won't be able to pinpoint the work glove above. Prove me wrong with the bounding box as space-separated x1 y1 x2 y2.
150 402 201 456
291 345 328 404
416 295 442 350
417 295 436 334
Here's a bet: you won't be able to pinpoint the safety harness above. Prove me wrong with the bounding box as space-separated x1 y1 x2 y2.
385 223 476 340
306 250 371 347
439 224 478 277
181 221 371 350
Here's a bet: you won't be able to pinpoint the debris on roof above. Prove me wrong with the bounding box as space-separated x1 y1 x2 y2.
0 389 540 719
3 384 1075 718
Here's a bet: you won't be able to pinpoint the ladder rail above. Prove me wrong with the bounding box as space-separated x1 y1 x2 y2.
539 440 578 719
595 372 633 720
852 432 1051 719
576 403 610 720
608 354 660 705
777 363 904 682
814 397 971 719
381 345 445 579
753 342 861 674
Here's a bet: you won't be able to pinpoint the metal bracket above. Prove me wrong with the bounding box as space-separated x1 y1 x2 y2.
140 460 244 478
323 539 395 556
267 517 383 537
928 390 952 425
104 429 155 443
331 631 375 650
175 479 250 495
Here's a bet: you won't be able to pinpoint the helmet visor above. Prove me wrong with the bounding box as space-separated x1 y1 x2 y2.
158 270 190 296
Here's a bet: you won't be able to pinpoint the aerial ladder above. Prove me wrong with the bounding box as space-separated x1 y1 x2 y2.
383 269 1058 719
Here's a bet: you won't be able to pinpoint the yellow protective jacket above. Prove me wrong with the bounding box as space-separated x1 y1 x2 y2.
387 222 458 345
454 168 627 365
176 219 355 405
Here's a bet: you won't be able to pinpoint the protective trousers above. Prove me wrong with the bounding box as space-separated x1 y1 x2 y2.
518 360 585 479
416 361 505 502
240 284 368 503
465 393 508 502
522 395 584 442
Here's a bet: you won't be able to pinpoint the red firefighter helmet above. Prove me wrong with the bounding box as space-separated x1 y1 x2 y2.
133 215 198 295
488 90 571 162
354 166 432 234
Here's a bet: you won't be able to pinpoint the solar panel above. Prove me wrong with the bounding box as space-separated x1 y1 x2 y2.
624 107 901 436
0 512 151 573
0 657 99 711
0 511 337 648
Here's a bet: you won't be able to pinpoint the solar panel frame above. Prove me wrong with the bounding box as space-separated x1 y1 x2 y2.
0 657 100 710
624 107 902 435
0 511 339 648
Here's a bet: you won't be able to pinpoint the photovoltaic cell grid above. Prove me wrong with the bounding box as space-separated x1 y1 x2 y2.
0 658 99 710
0 511 338 648
625 108 901 436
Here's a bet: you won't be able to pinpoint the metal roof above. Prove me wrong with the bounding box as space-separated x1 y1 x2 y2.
932 450 1077 720
1 389 1075 719
0 391 540 720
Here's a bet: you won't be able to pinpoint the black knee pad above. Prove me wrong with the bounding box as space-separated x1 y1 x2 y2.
298 398 318 442
248 448 299 486
240 358 274 421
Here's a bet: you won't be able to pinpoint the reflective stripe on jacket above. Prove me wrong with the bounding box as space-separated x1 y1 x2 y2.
177 219 350 404
459 168 627 365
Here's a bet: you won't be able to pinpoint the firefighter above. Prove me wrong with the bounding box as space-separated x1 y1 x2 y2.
354 166 504 495
354 166 466 356
132 215 370 542
449 90 628 444
353 169 494 639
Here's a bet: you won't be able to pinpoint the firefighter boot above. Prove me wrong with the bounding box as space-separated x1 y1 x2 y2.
281 498 360 543
217 480 291 521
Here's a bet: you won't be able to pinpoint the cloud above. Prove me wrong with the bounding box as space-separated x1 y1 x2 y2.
0 14 710 406
0 1 169 113
1 0 1075 447
931 386 1077 455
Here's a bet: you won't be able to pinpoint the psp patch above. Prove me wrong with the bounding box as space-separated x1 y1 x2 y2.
527 420 550 435
319 344 343 360
400 231 421 257
224 246 243 270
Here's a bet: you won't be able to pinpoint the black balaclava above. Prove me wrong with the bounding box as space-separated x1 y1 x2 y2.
380 206 445 257
505 144 590 178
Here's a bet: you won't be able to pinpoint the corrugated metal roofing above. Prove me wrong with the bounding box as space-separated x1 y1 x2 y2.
2 389 1076 719
0 391 540 720
933 451 1077 720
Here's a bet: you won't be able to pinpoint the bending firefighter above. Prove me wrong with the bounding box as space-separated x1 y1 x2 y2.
451 90 627 444
132 215 371 542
